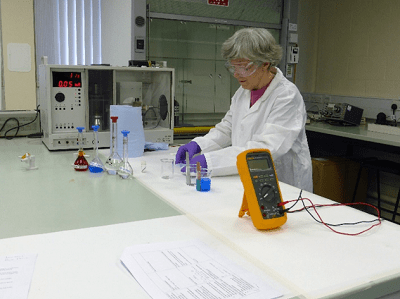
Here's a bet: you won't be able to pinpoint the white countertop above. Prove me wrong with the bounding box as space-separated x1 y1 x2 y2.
306 121 400 147
1 138 400 299
133 147 400 299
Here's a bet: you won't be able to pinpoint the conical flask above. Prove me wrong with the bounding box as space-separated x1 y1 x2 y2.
89 125 104 173
118 130 133 179
74 127 88 172
105 116 122 174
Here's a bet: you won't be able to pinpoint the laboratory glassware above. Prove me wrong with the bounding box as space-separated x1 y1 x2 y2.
196 167 212 192
105 116 122 174
181 163 212 191
89 125 104 173
118 130 133 179
74 127 89 172
160 158 174 179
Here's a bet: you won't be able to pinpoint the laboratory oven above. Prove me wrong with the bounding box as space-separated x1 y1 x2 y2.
38 64 175 150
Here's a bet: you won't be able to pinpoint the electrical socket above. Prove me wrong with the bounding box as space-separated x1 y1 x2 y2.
391 100 400 111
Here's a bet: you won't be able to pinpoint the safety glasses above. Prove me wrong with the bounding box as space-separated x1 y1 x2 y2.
225 61 260 77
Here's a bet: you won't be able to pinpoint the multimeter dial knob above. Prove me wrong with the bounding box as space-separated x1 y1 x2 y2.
261 184 275 202
55 92 65 103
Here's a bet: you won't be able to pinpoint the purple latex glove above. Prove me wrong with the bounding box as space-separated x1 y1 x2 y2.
180 154 208 173
175 141 201 164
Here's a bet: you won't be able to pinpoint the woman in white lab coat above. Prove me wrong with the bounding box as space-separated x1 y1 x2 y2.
175 28 313 192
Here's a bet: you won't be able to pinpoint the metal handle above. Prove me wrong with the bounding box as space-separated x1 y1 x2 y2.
180 80 192 84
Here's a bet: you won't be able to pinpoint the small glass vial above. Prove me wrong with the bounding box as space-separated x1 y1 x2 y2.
89 125 104 173
74 127 88 172
105 116 122 174
118 130 133 179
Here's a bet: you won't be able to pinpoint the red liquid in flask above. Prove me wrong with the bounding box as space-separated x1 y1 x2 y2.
74 151 89 171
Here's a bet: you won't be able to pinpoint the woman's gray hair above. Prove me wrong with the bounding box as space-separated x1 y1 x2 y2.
221 28 283 67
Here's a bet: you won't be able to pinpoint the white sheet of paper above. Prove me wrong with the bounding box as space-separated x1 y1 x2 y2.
110 105 145 158
0 254 37 299
121 240 283 299
7 43 32 72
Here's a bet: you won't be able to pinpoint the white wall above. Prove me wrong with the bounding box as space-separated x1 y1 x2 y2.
1 0 36 110
296 0 319 93
297 0 400 100
101 0 132 67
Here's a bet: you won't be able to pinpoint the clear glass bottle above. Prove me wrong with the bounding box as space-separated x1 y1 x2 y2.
89 125 104 173
118 130 133 179
105 116 122 174
74 127 88 172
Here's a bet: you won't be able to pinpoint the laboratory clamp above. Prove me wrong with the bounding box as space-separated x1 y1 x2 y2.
38 64 175 150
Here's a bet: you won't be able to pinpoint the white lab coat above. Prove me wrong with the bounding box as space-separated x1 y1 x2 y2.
193 68 313 192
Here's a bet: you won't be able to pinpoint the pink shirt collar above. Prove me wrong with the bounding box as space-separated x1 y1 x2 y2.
250 84 269 107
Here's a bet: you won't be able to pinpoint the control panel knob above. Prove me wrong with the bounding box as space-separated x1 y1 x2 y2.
261 184 275 202
55 92 65 103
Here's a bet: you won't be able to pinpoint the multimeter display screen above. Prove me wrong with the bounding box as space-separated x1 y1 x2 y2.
247 158 270 170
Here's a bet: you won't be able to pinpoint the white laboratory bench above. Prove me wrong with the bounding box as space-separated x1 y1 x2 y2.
0 138 180 239
1 137 400 298
306 121 400 148
305 120 400 159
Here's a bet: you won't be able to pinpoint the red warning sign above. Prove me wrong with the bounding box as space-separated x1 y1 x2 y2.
208 0 229 7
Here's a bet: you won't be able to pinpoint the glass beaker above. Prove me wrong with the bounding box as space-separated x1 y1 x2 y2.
89 125 104 173
180 163 212 191
160 158 174 179
118 130 133 179
73 127 88 172
196 168 212 192
105 116 122 174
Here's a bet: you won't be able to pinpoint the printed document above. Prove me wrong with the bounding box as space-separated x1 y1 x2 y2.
121 240 282 299
0 253 37 299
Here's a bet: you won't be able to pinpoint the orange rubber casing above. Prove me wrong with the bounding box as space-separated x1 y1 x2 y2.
237 148 287 230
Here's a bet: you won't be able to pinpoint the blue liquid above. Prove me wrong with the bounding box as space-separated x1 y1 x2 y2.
199 178 211 192
89 165 104 173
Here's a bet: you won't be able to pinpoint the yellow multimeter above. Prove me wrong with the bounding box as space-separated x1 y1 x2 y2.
237 149 287 230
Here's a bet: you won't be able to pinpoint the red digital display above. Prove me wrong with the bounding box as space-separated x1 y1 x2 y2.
207 0 229 6
53 72 82 88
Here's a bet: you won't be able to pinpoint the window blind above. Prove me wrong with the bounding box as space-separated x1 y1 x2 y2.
35 0 102 67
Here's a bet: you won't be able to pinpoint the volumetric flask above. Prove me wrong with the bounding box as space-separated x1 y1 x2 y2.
89 125 104 173
74 127 88 172
105 116 122 174
118 130 133 179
